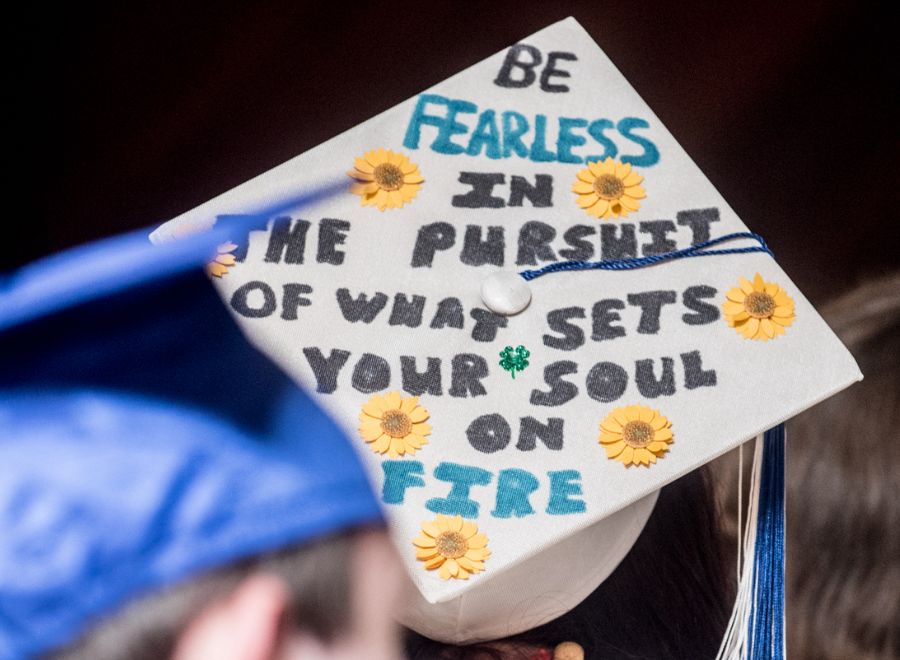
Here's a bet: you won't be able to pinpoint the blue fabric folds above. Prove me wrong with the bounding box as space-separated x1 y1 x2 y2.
0 228 383 659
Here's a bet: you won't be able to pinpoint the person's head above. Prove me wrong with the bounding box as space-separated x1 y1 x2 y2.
47 528 404 660
0 229 398 659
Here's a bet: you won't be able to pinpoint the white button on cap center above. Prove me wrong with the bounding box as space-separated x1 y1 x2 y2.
480 271 532 315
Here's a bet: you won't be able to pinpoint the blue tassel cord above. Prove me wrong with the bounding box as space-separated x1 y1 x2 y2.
519 232 773 281
748 424 786 660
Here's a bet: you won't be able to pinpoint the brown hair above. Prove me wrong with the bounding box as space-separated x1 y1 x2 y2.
45 529 363 660
784 273 900 659
714 272 900 659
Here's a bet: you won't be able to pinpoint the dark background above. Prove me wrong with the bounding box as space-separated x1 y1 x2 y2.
11 1 898 305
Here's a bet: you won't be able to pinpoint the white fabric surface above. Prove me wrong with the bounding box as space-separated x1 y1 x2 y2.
152 17 861 643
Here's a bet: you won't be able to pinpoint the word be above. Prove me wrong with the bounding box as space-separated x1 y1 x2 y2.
382 460 586 519
494 44 578 93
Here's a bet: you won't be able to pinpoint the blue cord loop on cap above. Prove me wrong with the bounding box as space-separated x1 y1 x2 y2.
519 232 773 282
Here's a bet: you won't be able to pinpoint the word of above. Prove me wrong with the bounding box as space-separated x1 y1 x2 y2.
230 281 313 320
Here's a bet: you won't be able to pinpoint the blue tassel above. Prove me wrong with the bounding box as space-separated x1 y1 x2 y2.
748 424 786 659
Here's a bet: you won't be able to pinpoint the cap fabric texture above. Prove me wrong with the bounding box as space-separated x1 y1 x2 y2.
0 228 383 659
151 17 861 644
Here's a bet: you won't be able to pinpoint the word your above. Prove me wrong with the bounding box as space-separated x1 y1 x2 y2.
300 348 490 398
382 460 586 519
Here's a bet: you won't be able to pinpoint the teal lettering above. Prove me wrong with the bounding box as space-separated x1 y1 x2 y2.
617 117 660 166
403 94 477 155
556 117 588 163
547 469 587 514
382 460 425 504
426 462 492 518
529 114 557 162
466 109 502 159
492 468 539 518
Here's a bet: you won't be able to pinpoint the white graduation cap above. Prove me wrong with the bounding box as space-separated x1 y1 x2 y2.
152 17 860 656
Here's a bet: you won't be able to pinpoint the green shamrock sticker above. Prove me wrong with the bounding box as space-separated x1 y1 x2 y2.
499 345 530 379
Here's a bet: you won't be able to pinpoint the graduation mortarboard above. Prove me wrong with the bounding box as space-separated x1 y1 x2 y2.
0 223 383 659
152 17 861 657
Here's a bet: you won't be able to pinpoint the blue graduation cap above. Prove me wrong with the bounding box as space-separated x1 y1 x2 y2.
0 218 383 659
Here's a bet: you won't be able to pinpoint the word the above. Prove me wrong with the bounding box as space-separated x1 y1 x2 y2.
258 217 351 265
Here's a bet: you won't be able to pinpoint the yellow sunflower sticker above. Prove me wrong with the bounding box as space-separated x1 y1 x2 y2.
413 514 491 581
571 157 645 219
205 242 238 278
722 273 795 341
358 391 431 457
347 149 423 210
599 404 673 467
